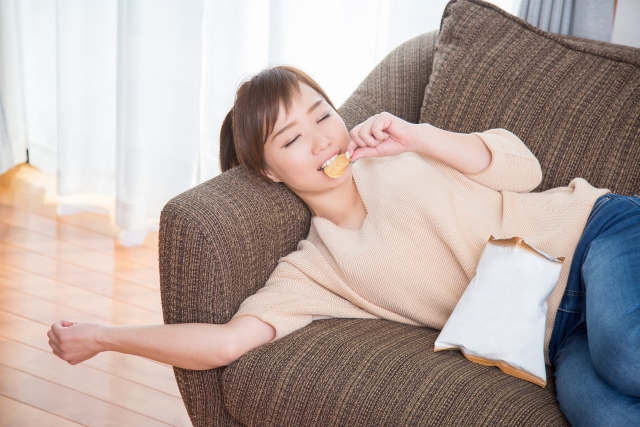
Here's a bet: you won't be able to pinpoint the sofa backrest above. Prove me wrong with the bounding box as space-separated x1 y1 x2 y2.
420 0 640 195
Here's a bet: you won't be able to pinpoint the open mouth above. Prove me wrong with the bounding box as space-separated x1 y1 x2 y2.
317 150 351 171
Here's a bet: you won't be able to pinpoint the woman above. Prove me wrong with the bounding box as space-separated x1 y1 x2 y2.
48 65 640 425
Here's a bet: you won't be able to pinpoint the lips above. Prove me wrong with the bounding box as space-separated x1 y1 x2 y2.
317 149 340 171
318 150 351 171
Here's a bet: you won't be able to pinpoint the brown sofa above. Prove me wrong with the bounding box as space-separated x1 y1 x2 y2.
159 1 640 426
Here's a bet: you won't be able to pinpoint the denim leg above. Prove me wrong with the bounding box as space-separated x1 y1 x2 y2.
548 194 614 365
582 206 640 397
554 322 640 427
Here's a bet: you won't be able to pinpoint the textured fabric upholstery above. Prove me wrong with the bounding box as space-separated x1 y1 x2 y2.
159 1 640 425
339 29 438 126
159 29 439 427
159 167 311 427
421 0 640 196
223 319 566 427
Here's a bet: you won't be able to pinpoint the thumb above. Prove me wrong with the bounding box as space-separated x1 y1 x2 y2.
351 146 380 162
60 320 78 327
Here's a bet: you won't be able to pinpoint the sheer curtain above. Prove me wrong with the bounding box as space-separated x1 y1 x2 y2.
517 0 614 42
0 0 516 241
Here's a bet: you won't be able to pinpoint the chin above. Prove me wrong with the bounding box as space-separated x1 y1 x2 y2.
286 164 353 193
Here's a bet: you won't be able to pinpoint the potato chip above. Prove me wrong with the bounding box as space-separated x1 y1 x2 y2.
323 153 350 178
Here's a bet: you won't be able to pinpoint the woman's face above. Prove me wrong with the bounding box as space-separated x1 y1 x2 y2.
263 82 352 193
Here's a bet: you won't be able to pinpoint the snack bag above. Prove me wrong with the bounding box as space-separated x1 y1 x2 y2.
434 235 564 387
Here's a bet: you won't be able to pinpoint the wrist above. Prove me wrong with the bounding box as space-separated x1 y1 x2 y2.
96 323 115 352
412 123 437 155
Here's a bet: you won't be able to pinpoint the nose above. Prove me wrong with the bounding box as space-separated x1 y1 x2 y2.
312 133 332 155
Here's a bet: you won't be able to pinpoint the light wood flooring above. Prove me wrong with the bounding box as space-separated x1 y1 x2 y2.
0 163 191 426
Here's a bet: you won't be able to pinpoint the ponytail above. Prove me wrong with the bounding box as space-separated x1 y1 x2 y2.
219 108 239 172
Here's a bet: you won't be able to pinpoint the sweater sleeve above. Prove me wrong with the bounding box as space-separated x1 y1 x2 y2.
230 260 379 343
464 128 543 193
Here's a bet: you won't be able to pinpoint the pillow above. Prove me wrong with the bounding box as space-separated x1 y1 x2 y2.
420 0 640 197
434 235 564 387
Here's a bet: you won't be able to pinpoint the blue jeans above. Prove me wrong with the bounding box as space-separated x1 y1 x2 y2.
548 193 640 426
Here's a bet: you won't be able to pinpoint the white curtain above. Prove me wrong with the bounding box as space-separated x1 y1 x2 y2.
0 0 516 239
0 0 28 174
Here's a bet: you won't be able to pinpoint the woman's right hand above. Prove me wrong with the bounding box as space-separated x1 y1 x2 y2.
347 111 421 161
47 320 107 365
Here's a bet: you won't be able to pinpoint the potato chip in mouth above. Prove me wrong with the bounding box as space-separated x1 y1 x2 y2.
323 153 350 178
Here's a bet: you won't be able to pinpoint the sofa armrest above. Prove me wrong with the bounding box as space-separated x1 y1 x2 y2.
159 167 311 427
338 29 439 128
159 29 440 427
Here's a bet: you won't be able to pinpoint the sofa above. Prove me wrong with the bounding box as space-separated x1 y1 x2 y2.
159 1 640 426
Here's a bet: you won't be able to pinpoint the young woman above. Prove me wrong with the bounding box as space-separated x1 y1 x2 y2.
48 65 640 425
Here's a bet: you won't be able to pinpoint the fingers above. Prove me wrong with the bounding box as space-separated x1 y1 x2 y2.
349 113 392 156
350 116 380 149
49 341 63 358
48 329 68 361
351 146 380 162
346 139 359 159
371 114 390 141
47 328 61 347
49 320 76 360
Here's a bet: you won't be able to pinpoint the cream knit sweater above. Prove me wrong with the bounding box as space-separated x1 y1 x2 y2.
231 128 610 366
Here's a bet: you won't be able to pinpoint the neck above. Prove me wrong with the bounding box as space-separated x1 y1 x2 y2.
296 174 366 229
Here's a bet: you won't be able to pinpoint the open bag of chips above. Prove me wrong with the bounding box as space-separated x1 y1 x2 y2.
434 235 565 387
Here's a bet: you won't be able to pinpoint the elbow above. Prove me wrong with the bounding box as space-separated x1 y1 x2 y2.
200 329 240 370
514 161 542 193
197 353 234 371
508 159 542 193
216 334 240 368
220 340 240 367
535 162 543 188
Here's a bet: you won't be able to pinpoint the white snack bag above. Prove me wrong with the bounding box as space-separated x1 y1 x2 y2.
434 235 564 387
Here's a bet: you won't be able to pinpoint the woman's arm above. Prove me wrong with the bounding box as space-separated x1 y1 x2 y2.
348 112 541 192
347 112 491 174
47 315 275 370
413 123 492 175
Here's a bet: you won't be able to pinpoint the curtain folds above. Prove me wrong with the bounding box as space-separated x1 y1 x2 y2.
0 0 28 175
518 0 614 42
1 0 515 237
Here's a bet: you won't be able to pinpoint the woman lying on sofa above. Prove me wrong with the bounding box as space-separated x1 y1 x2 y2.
48 65 640 426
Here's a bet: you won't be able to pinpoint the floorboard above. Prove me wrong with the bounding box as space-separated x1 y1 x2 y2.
0 164 190 426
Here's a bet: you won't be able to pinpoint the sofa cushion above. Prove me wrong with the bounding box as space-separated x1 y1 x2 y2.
222 319 568 427
420 0 640 195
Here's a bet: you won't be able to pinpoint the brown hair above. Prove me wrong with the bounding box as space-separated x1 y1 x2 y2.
219 65 337 182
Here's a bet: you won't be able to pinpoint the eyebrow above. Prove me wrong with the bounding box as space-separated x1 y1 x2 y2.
271 98 324 143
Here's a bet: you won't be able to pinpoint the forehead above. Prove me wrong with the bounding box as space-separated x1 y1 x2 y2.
278 82 318 121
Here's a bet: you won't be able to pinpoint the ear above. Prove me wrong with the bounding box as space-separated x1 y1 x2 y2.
264 168 282 183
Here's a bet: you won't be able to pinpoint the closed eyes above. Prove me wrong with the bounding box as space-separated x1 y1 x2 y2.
284 112 332 147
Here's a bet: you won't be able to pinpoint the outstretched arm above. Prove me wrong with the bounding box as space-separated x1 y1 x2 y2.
47 315 275 370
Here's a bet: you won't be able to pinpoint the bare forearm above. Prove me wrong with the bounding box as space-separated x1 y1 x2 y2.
99 323 233 370
414 123 492 174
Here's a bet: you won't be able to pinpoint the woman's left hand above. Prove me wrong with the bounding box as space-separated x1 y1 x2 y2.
347 112 421 161
47 320 106 365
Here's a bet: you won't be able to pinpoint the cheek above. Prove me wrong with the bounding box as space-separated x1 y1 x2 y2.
332 126 350 145
275 147 315 180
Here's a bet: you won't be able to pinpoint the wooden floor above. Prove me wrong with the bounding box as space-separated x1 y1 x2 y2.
0 164 191 426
